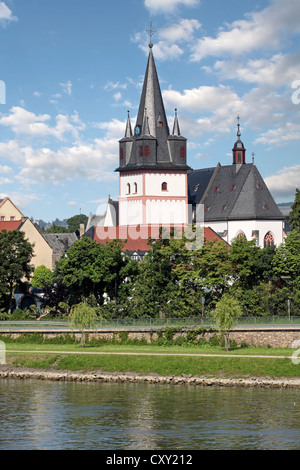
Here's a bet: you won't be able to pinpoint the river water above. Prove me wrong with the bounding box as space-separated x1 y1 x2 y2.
0 379 300 450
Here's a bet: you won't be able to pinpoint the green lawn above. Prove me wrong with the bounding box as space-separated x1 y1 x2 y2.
3 341 300 380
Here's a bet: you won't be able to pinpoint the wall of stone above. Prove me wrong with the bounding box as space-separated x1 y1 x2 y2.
2 327 300 349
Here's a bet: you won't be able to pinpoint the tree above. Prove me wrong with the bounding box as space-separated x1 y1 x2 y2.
31 265 54 288
68 302 98 347
131 229 192 318
289 188 300 233
211 294 242 351
229 236 261 289
0 230 34 313
67 214 88 233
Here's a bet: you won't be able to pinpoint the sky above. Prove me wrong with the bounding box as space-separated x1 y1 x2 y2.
0 0 299 222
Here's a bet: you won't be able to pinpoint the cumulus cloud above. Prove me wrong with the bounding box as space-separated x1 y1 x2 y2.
254 123 300 148
265 165 300 199
190 0 300 61
144 0 199 13
0 107 85 141
0 2 17 25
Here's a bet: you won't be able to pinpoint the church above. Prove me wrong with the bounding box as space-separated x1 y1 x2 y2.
85 39 284 256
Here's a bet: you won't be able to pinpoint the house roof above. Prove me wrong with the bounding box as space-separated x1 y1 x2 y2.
0 220 23 232
84 224 227 254
43 233 78 254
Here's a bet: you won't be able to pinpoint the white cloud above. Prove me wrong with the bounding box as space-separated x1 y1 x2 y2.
163 85 242 114
190 0 300 61
0 2 17 24
265 165 300 199
213 53 300 88
159 18 201 43
254 122 300 147
60 80 72 95
104 81 127 91
144 0 199 13
0 107 85 141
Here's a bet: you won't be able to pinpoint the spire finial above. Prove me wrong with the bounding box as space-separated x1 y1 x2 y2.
237 113 241 140
146 14 156 49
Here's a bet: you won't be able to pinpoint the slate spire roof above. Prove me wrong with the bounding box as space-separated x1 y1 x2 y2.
116 45 190 172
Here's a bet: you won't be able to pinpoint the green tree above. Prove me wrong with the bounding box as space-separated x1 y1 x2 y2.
67 214 88 233
273 230 300 285
211 294 242 350
131 229 192 318
68 302 98 347
31 265 54 288
229 236 261 289
289 188 300 233
0 230 34 313
44 223 66 234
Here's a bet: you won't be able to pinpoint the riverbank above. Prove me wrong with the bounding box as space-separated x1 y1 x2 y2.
1 365 300 389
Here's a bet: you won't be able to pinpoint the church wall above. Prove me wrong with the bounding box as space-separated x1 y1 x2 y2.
227 219 284 248
145 172 186 197
119 199 143 226
145 199 187 225
120 173 143 197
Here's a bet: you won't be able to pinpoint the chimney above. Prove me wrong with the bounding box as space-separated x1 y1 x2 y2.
79 223 85 238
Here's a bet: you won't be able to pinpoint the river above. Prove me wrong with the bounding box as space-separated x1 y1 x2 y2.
0 379 300 450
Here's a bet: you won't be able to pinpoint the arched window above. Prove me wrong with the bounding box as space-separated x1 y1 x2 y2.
162 182 168 191
237 231 246 239
127 183 131 195
144 145 150 157
133 182 137 194
264 231 274 247
139 146 143 158
180 146 186 158
237 152 242 163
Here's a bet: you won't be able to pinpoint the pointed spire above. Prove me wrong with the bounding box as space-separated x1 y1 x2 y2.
141 108 151 136
125 110 133 138
172 108 181 136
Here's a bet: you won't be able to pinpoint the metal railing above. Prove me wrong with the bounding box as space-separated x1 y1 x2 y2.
0 316 300 330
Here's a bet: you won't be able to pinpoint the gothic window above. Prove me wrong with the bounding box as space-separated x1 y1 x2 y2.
180 146 186 158
264 231 274 247
237 231 246 239
144 145 150 157
133 182 137 194
139 146 143 158
162 182 168 191
120 148 124 160
127 183 131 195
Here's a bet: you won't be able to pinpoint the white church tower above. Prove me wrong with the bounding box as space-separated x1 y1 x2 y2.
115 40 190 228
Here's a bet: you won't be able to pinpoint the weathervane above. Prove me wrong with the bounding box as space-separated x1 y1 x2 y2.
146 14 156 48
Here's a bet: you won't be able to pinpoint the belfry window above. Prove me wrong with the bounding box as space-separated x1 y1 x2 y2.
120 148 124 160
133 182 137 194
144 145 150 157
127 183 131 195
139 146 143 158
180 146 186 158
162 182 168 191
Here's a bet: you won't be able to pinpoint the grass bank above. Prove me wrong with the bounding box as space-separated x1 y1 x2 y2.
1 330 300 380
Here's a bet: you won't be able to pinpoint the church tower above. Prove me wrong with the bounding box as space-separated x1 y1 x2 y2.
232 114 246 166
116 37 190 227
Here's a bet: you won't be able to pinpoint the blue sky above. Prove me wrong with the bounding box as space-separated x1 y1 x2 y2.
0 0 299 222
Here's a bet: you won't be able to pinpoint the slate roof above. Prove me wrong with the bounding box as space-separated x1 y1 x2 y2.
43 233 78 254
188 163 284 222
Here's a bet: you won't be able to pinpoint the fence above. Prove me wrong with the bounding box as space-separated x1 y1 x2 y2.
0 316 300 330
